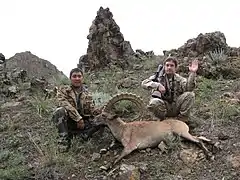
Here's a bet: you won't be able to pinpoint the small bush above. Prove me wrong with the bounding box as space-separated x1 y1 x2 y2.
205 48 228 65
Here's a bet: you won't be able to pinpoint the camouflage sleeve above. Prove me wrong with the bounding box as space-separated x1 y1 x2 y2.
180 72 196 92
86 92 103 116
186 72 197 91
57 87 82 122
83 91 97 116
141 75 162 90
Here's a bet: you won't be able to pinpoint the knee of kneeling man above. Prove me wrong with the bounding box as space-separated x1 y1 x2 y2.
149 98 165 106
53 107 66 116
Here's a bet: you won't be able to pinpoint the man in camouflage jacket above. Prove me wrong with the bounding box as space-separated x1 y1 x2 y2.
52 68 100 152
141 56 198 124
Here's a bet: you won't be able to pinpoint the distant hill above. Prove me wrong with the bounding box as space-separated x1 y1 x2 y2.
6 51 67 84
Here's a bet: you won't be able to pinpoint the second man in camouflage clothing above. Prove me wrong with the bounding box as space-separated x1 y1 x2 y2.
141 56 198 124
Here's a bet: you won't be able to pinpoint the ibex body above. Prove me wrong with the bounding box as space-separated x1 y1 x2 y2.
94 111 212 165
93 93 213 165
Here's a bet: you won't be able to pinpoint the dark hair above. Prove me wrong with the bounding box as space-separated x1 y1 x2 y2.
69 68 83 78
163 56 178 67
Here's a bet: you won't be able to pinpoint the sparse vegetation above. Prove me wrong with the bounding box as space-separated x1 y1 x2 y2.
206 48 228 65
213 100 240 120
51 74 70 86
195 77 218 104
1 58 240 179
4 69 240 179
194 77 240 122
0 150 30 180
30 95 55 117
2 52 240 179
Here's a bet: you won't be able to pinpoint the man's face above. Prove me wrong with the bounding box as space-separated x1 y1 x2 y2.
164 60 176 75
70 72 83 87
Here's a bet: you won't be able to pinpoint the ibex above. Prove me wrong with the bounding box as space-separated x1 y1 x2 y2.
93 93 214 166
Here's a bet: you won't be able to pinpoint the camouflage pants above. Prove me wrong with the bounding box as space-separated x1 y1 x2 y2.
147 92 195 120
52 107 100 150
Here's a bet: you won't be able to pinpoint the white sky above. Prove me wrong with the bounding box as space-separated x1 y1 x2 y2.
0 0 239 76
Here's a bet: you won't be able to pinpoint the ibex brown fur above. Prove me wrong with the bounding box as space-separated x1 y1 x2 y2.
93 93 213 165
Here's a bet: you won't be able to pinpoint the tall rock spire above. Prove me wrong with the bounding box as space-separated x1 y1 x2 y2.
78 7 135 71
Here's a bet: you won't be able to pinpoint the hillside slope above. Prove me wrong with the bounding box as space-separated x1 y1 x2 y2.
1 55 240 180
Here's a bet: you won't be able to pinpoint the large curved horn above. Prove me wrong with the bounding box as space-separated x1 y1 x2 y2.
103 92 145 120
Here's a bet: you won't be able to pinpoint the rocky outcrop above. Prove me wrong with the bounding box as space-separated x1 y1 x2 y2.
227 47 240 57
0 67 57 101
78 7 136 71
0 52 68 101
163 31 228 58
163 31 240 79
6 51 67 84
0 53 6 79
0 53 5 64
135 49 155 59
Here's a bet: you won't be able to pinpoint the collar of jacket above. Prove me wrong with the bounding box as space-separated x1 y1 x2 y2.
64 84 88 93
162 72 176 77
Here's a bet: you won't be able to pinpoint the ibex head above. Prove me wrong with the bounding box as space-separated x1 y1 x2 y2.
92 93 145 126
93 108 119 126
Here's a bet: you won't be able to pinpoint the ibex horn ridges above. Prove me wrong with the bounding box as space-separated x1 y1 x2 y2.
104 92 145 120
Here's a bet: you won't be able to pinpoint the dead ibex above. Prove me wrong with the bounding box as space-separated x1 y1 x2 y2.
93 93 214 166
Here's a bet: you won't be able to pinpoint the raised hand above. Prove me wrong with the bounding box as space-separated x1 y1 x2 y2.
189 59 199 73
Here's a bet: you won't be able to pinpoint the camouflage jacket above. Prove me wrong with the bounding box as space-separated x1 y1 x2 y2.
56 84 95 122
141 72 196 102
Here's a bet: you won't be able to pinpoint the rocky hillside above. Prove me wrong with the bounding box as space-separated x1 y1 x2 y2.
0 51 68 112
1 52 240 180
6 51 67 85
163 31 240 79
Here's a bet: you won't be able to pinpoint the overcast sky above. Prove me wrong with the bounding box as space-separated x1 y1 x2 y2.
1 0 239 76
